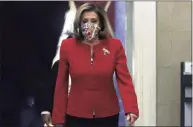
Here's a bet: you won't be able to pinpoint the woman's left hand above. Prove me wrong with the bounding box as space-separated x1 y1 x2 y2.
126 113 138 126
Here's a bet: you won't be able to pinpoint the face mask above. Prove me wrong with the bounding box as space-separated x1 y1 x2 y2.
81 22 100 41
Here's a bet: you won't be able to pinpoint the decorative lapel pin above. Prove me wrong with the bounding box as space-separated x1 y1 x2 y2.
102 48 110 55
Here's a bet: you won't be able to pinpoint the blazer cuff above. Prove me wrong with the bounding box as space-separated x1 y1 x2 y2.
125 111 139 117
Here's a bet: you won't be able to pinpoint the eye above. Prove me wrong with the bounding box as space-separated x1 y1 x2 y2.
91 19 97 23
82 19 88 23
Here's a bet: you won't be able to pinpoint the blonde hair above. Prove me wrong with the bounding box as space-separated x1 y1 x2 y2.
73 3 114 41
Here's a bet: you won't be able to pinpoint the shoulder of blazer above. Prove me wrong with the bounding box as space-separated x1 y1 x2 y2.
61 38 76 50
107 37 123 50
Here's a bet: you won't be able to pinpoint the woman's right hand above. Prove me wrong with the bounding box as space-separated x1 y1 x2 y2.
41 114 54 127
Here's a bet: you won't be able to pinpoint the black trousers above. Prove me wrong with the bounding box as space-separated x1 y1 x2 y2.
65 114 119 127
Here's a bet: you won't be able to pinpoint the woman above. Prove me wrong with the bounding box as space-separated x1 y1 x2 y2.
51 3 139 127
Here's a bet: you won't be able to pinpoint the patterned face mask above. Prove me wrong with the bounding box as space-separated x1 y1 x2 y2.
81 22 100 41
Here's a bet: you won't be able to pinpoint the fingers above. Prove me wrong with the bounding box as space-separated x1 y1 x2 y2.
126 113 138 126
126 115 134 125
129 116 135 125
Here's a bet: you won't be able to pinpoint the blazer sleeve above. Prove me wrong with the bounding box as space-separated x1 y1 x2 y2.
52 40 69 124
115 40 139 116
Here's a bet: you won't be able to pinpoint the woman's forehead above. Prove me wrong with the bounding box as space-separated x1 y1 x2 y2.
82 11 98 19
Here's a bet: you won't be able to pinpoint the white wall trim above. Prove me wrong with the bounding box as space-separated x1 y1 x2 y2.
132 1 156 126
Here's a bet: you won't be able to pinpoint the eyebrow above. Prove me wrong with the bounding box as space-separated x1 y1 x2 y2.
82 17 97 20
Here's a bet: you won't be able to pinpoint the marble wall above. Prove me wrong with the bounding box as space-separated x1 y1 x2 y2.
156 2 192 126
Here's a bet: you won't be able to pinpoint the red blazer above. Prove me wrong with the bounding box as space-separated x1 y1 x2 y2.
52 38 139 124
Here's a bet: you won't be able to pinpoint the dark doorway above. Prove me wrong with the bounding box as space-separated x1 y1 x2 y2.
0 1 69 126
